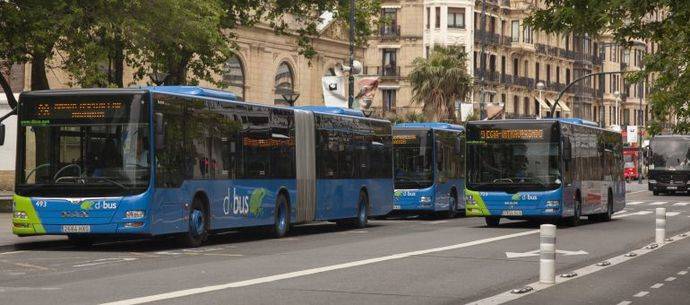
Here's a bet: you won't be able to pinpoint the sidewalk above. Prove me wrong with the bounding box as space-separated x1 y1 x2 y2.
0 215 65 249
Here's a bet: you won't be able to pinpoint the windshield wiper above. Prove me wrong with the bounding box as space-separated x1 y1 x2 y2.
84 177 128 190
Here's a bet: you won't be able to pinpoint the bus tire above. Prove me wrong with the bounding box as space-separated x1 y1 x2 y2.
447 192 458 219
273 194 290 238
354 191 369 229
592 190 614 222
566 197 582 227
485 217 500 227
179 197 208 248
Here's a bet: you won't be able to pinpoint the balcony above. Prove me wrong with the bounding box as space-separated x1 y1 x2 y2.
365 66 401 78
535 43 548 55
380 25 401 39
500 74 514 85
474 68 500 83
515 76 535 89
476 31 501 45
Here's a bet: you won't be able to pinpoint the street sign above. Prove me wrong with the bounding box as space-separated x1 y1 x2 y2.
627 125 638 143
505 249 588 258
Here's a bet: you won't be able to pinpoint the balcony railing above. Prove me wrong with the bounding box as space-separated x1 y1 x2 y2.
559 49 577 60
476 31 501 45
474 68 500 83
366 66 401 77
380 25 401 38
535 43 548 55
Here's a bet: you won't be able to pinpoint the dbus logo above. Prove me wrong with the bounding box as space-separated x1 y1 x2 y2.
223 187 267 217
511 193 537 201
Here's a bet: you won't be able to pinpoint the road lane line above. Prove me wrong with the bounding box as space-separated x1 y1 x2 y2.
628 190 647 195
650 201 668 206
626 201 643 205
0 260 51 271
666 212 681 217
673 202 690 206
100 230 540 305
633 291 649 297
651 283 663 289
678 271 688 275
665 277 676 282
616 301 631 305
613 210 653 219
0 251 25 256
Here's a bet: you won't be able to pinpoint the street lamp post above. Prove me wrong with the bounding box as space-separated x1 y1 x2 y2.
537 81 545 118
281 90 300 107
347 0 355 109
638 83 644 184
613 91 621 126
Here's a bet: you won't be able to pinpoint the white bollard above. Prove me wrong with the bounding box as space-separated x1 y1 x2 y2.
539 224 556 284
656 207 666 244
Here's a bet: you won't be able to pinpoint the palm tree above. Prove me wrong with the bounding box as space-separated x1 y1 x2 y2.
408 45 473 122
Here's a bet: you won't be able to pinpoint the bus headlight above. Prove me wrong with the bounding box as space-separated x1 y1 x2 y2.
420 196 432 203
649 180 656 184
466 196 477 205
13 211 27 220
545 200 560 208
125 211 145 219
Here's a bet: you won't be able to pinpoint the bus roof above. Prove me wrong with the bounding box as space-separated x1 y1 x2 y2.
468 118 602 128
294 106 365 117
394 122 464 131
147 86 237 101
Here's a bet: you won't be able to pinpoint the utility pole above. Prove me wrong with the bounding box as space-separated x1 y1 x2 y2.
347 0 355 109
478 0 487 120
550 71 633 117
638 81 644 184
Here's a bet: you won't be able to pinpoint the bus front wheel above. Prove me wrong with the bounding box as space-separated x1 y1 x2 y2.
179 198 208 248
273 194 290 238
447 193 458 218
565 198 582 227
485 217 500 227
354 192 369 229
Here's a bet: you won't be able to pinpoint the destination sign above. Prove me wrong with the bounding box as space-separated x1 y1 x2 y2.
480 129 544 140
393 135 418 145
29 101 125 120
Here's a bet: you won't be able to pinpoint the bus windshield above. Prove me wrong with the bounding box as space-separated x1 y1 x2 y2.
393 129 433 189
466 123 561 191
16 93 150 197
650 138 690 170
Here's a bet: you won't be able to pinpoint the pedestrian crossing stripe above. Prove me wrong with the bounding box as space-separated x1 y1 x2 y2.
627 201 643 205
673 202 690 206
667 212 681 217
650 201 668 205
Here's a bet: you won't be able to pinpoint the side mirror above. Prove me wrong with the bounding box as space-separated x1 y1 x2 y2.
0 124 5 146
562 140 572 161
154 113 165 149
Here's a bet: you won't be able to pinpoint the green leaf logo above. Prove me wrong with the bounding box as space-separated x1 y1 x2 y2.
80 200 94 210
394 190 402 197
249 188 267 217
511 193 521 201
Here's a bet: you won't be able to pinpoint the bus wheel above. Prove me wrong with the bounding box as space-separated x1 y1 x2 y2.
447 193 458 218
485 217 500 227
273 194 290 238
566 199 582 227
354 191 369 229
179 198 208 248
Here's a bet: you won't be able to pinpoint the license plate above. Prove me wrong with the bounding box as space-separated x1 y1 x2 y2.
62 225 91 233
667 186 677 190
501 210 523 216
393 205 401 210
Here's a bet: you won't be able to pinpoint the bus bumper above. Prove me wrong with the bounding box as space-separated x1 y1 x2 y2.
393 188 436 213
649 182 688 192
464 189 563 218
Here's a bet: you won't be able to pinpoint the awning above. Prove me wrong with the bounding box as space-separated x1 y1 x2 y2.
542 98 571 113
535 97 551 110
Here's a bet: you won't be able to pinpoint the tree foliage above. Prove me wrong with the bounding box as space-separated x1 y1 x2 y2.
0 0 381 89
526 0 690 134
408 45 473 122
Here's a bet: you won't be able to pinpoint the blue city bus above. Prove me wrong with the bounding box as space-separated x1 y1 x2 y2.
10 86 393 246
465 118 625 226
392 123 465 218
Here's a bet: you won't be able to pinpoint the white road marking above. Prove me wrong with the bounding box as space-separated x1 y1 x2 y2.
627 201 643 205
616 301 632 305
0 251 25 256
0 286 61 292
613 210 653 218
665 277 676 282
505 249 588 258
628 190 647 195
428 220 449 225
73 258 137 268
650 201 668 206
99 230 540 305
651 283 664 289
667 212 681 217
673 202 690 206
678 271 688 275
633 291 649 297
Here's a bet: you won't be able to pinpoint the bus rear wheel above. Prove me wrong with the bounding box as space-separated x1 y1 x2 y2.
565 198 582 227
179 198 208 248
273 194 290 238
354 191 369 229
447 193 458 219
485 217 500 227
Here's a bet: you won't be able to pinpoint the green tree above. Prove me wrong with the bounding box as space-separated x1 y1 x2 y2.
408 45 473 122
526 1 690 134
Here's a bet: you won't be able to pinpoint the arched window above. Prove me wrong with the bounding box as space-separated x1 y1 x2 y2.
274 62 294 105
222 55 245 101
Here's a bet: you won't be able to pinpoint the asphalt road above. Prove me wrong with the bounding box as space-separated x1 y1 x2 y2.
1 182 689 305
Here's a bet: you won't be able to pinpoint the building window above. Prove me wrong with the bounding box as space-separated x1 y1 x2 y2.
382 49 397 76
546 64 551 83
513 95 519 114
535 62 540 82
222 54 245 101
565 68 570 84
511 20 519 42
274 61 294 105
556 66 560 83
522 24 532 43
426 7 430 29
382 89 396 112
381 8 398 35
523 60 529 77
523 96 530 115
435 7 441 28
447 7 465 29
513 58 519 77
426 46 430 58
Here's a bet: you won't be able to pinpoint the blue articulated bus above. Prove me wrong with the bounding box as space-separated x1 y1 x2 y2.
465 118 625 227
392 123 465 218
11 86 393 246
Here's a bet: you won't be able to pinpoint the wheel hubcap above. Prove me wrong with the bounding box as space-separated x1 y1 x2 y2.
278 204 286 232
359 201 366 223
191 209 204 236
